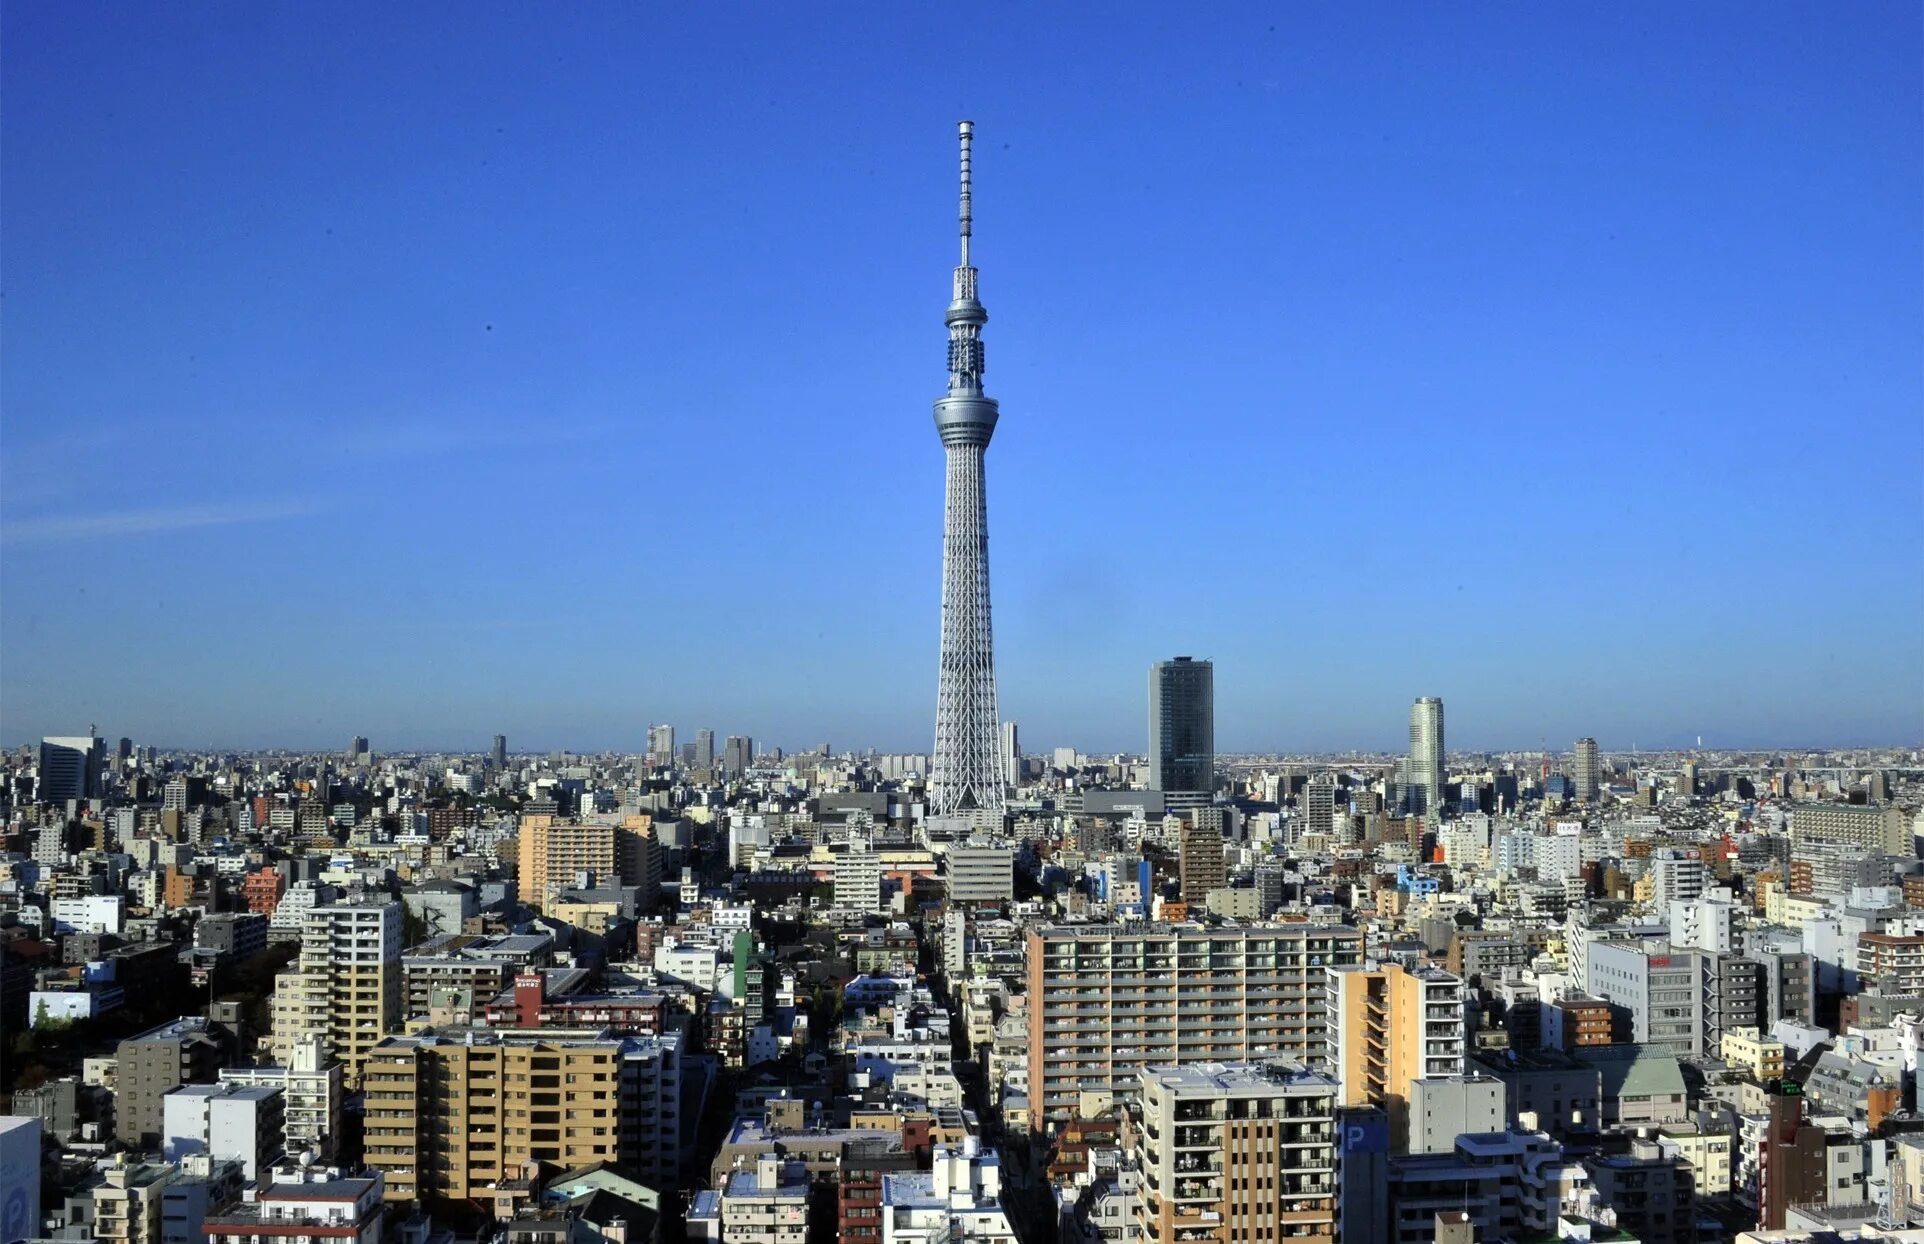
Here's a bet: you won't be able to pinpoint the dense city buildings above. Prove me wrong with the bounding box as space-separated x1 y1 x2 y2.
5 663 1920 1244
1 102 1919 1244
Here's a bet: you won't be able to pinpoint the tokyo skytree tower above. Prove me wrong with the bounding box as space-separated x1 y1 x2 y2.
929 121 1004 817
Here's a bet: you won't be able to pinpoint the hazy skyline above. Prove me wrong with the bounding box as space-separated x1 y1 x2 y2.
3 5 1919 755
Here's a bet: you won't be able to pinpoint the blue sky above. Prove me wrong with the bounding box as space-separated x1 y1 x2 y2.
2 4 1919 755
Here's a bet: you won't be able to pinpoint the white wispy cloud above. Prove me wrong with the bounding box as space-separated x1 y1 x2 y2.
0 499 322 544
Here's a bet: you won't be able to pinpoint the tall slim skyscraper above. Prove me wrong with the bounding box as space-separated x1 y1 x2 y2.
646 724 674 768
492 734 508 769
999 721 1020 788
1574 736 1601 804
929 120 1004 817
1408 696 1445 817
1148 657 1215 797
694 728 715 771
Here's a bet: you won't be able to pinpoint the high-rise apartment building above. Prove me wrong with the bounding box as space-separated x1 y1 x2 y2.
363 1027 684 1203
161 1083 285 1183
115 1017 231 1149
37 734 104 805
1148 658 1214 799
1177 816 1226 902
270 901 402 1089
1133 1061 1339 1244
646 724 675 768
1573 737 1600 803
1025 923 1366 1134
999 721 1020 788
1300 776 1337 842
1408 698 1445 818
929 121 1005 818
695 727 715 771
219 1035 344 1160
834 847 883 913
514 813 659 910
1790 802 1912 854
1326 962 1467 1151
1650 848 1708 910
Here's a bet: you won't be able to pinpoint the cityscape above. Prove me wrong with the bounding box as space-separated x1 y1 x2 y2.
3 8 1922 1244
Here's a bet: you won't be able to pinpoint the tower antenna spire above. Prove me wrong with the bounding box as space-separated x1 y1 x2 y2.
930 120 1003 819
958 120 973 268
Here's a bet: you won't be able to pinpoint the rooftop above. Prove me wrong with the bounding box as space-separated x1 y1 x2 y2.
1142 1061 1336 1097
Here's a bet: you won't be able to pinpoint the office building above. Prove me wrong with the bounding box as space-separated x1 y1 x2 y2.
38 734 104 805
929 121 1006 819
515 813 659 910
347 735 370 763
945 844 1014 905
999 721 1020 788
1326 962 1467 1151
695 727 715 771
1408 698 1445 818
1573 737 1600 804
723 735 754 777
1406 1076 1507 1156
647 724 675 767
1585 941 1701 1058
364 1027 684 1203
492 734 508 768
1025 923 1365 1133
1148 657 1214 798
1133 1061 1338 1244
161 1083 285 1182
270 901 402 1088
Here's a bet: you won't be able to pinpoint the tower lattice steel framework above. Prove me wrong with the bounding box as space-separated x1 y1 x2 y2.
929 121 1004 817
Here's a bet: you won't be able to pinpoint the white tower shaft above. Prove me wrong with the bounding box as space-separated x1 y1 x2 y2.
930 121 1004 817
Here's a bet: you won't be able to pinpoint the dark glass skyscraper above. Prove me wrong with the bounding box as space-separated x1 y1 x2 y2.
1148 657 1214 796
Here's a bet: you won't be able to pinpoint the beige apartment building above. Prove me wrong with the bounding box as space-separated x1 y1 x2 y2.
1024 923 1365 1135
1721 1027 1787 1080
364 1028 631 1204
269 901 401 1089
1326 961 1466 1150
1134 1061 1339 1244
514 814 659 910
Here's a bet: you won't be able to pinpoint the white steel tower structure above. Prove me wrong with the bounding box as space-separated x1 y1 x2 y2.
930 121 1004 817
